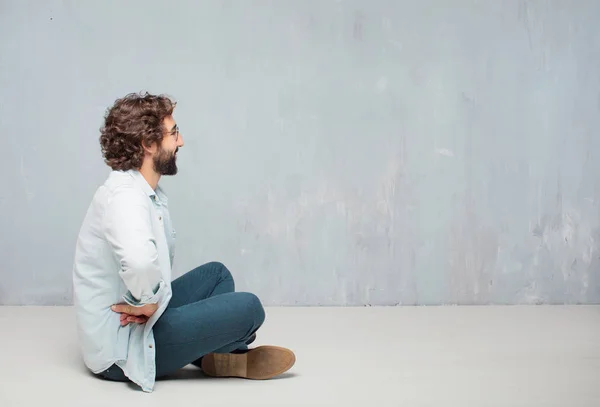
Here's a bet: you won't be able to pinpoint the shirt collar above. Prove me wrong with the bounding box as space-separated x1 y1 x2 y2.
155 185 168 204
127 170 168 204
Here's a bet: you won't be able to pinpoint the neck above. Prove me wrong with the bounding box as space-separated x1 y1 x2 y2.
139 162 160 190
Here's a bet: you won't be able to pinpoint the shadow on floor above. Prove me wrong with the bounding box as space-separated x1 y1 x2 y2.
158 367 299 381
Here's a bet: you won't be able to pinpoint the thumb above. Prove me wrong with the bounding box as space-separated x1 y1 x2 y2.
111 304 142 316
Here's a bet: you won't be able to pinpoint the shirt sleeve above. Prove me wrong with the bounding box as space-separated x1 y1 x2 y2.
103 186 165 306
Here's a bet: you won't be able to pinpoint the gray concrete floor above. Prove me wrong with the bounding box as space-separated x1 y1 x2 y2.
0 305 599 406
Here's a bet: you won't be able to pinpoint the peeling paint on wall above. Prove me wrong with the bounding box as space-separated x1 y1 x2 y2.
1 0 599 305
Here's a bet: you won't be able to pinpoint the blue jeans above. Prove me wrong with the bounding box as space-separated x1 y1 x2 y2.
98 262 265 381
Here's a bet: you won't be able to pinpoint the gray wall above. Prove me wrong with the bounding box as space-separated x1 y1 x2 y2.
1 0 599 305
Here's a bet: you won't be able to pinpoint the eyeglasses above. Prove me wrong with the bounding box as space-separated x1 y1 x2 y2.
170 125 180 141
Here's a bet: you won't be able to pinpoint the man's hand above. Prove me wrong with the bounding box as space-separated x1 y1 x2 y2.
111 303 158 326
118 313 148 326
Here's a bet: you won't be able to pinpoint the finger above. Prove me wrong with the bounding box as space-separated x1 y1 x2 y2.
127 316 146 324
120 319 129 327
112 304 141 316
112 304 126 313
120 313 128 321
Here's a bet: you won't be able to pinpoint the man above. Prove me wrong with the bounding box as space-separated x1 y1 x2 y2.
72 92 295 393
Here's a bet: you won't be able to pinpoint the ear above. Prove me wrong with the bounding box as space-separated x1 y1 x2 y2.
142 139 157 155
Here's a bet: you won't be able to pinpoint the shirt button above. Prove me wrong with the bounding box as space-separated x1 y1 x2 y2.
149 344 153 348
159 216 162 221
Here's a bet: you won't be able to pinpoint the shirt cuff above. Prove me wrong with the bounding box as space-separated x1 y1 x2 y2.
122 280 165 307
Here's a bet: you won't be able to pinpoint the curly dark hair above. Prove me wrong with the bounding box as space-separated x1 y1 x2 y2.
99 92 176 171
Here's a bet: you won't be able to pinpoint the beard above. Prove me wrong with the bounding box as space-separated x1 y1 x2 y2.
153 146 178 175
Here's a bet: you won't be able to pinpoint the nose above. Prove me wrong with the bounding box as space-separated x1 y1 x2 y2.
178 133 184 147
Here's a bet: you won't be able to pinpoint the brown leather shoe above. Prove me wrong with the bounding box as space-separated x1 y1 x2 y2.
201 346 295 380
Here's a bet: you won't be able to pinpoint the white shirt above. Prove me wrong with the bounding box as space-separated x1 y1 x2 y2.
72 169 175 392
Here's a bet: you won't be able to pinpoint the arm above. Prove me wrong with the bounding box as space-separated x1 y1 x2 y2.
104 186 165 313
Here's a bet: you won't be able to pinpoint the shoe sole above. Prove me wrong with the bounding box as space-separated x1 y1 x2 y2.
201 345 296 380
